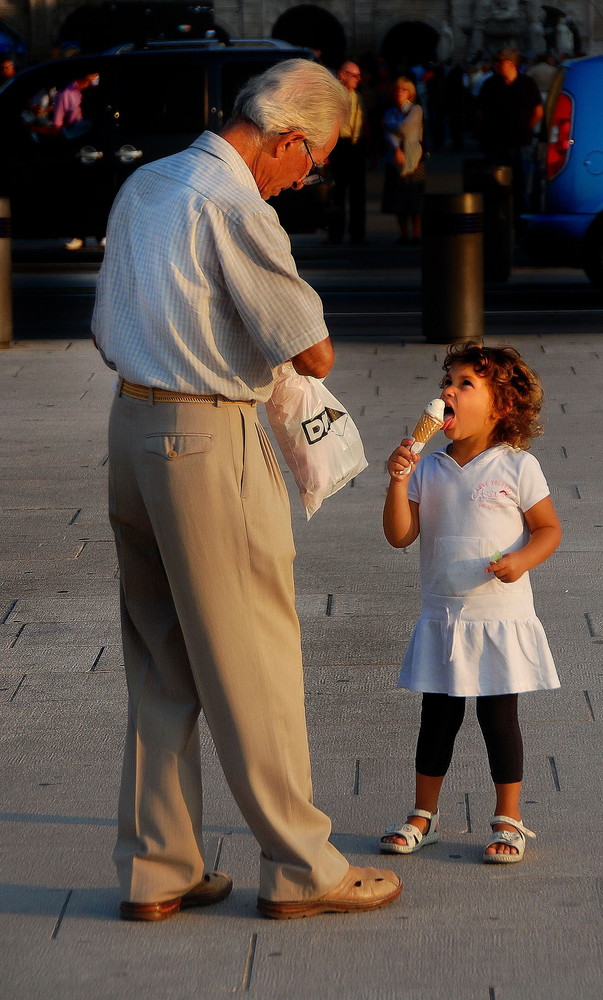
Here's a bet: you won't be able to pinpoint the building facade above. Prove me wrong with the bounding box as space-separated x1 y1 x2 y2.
2 0 601 64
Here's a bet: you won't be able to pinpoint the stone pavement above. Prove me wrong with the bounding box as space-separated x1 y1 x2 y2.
1 326 602 1000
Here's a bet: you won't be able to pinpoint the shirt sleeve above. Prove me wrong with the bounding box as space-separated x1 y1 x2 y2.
517 451 550 512
400 106 423 173
400 105 423 146
407 453 427 504
216 205 330 367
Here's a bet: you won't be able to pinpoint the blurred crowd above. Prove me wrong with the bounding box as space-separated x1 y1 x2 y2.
1 43 574 249
322 46 574 245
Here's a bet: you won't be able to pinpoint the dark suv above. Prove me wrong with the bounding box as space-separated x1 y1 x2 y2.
0 39 326 239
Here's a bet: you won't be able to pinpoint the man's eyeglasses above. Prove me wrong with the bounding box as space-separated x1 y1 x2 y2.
277 130 325 186
302 139 325 186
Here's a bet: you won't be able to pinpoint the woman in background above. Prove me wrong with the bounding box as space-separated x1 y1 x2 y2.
382 77 425 244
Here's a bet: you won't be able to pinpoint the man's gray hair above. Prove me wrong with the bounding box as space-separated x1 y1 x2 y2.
232 58 350 148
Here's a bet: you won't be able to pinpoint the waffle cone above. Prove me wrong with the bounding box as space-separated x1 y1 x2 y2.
411 410 443 444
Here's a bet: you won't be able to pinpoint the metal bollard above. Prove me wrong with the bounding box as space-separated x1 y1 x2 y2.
421 192 484 344
463 160 513 282
0 197 13 349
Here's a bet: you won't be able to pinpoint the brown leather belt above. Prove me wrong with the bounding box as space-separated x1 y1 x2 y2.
118 378 255 405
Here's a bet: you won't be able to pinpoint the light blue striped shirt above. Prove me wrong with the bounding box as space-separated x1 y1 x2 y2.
92 132 329 401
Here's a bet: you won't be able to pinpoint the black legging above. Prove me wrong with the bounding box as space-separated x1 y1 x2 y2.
415 692 523 784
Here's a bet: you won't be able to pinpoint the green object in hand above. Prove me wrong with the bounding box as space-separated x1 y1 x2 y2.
491 550 502 563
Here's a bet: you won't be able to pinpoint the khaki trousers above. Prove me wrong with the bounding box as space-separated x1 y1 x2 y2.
108 392 348 903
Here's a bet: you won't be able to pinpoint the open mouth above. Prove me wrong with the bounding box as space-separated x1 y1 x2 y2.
443 403 455 429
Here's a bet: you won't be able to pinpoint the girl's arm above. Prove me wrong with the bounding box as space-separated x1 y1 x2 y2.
485 495 562 583
383 441 421 548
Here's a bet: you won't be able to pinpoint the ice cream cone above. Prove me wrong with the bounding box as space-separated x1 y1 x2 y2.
399 398 448 475
410 398 446 454
411 410 444 446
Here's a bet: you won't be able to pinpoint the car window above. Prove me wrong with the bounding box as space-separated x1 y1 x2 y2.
545 67 567 131
113 57 208 134
13 63 106 142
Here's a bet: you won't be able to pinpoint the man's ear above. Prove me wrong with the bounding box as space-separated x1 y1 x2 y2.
274 130 305 159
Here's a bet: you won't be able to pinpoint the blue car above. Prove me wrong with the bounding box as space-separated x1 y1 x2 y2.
523 54 603 287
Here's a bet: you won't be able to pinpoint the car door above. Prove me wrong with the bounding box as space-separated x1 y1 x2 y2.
108 52 209 193
1 56 116 237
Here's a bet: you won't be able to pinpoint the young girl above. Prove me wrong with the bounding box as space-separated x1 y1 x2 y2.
380 341 562 863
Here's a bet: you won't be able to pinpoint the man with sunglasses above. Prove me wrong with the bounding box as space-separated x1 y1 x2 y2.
92 58 402 923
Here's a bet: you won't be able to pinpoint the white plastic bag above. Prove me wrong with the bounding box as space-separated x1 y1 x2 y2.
265 363 368 519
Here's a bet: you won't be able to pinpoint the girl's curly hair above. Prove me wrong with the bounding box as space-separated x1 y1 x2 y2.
441 341 544 449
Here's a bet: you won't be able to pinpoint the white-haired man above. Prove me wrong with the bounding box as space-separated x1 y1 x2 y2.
92 59 402 922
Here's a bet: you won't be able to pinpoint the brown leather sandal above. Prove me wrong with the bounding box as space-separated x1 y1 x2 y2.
257 865 402 919
119 871 233 921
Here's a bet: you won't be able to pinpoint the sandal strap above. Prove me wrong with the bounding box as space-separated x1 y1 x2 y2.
486 830 523 847
382 808 440 848
383 821 422 845
412 808 436 821
491 815 536 839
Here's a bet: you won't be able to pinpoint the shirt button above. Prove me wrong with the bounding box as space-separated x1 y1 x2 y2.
168 449 178 459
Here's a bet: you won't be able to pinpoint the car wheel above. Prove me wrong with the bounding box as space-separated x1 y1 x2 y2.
583 216 603 288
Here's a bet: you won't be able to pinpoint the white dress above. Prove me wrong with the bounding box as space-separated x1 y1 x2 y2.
398 444 560 697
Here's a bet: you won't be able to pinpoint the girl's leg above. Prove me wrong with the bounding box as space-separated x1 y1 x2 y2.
476 694 524 856
383 693 465 846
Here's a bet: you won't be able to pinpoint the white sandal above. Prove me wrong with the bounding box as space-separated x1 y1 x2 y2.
380 808 440 855
483 815 536 864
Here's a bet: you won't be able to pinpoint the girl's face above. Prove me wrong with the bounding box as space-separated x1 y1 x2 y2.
440 362 501 449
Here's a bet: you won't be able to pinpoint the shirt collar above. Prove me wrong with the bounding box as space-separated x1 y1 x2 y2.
435 443 509 469
191 131 260 196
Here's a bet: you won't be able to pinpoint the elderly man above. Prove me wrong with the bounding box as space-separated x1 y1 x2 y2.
92 59 402 922
326 61 367 245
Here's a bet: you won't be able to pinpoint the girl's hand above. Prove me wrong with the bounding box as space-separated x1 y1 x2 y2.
387 439 418 480
485 552 527 583
394 147 405 168
485 497 562 583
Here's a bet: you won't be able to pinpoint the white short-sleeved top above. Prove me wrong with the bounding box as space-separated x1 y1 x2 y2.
91 132 330 401
399 444 560 696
